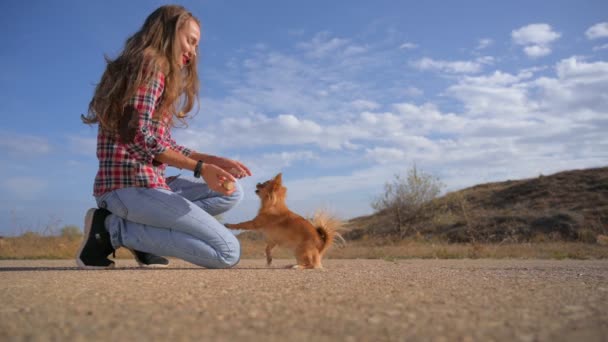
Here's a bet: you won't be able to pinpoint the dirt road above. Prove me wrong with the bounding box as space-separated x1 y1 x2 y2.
1 259 607 341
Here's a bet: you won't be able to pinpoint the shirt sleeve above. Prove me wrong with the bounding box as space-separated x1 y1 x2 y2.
122 71 168 164
165 129 193 157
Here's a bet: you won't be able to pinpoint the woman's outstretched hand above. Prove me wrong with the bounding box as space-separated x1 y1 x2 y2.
210 156 252 179
201 163 237 195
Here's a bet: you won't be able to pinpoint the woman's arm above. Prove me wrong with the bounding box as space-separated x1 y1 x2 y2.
188 151 252 179
155 148 236 195
163 130 250 178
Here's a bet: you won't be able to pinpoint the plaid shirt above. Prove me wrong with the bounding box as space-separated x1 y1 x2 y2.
93 71 192 197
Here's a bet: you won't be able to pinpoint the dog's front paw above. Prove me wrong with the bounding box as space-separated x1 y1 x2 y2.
225 223 236 229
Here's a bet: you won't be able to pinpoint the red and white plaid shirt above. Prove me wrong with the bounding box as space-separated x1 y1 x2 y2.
93 71 192 197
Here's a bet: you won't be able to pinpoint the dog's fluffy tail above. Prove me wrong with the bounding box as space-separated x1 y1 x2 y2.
311 210 345 257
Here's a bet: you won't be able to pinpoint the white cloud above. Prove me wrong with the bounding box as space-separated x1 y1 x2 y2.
512 23 561 58
296 32 367 59
554 57 608 81
351 99 380 110
585 22 608 40
476 38 493 50
212 113 370 151
593 43 608 51
285 166 390 200
67 136 96 156
179 29 607 222
411 56 493 74
343 45 368 56
262 151 317 166
523 45 552 58
512 23 561 45
444 69 547 121
534 57 608 114
246 151 318 177
404 86 423 97
2 177 48 200
220 114 320 144
0 134 51 156
400 42 418 50
365 147 405 164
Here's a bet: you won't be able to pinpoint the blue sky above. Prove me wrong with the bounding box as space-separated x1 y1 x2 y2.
1 0 607 236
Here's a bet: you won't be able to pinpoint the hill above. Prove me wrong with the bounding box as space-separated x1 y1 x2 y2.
344 167 608 243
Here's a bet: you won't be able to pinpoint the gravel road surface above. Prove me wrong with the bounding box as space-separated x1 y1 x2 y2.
1 259 607 341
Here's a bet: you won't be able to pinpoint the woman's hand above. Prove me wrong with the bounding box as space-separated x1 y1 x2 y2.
209 156 252 179
201 163 237 195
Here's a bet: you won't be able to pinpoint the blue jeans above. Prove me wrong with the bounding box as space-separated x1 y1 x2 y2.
95 175 242 269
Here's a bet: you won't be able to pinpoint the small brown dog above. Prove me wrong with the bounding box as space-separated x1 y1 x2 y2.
226 173 341 269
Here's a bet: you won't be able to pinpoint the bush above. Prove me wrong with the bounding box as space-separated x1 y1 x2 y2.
372 165 444 237
578 229 597 243
60 225 82 238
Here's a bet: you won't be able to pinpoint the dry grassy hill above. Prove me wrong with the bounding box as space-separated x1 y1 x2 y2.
344 167 608 243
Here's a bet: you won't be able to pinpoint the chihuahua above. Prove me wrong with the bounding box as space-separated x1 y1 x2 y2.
226 173 342 269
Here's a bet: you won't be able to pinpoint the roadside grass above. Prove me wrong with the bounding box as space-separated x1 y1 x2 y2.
1 234 607 260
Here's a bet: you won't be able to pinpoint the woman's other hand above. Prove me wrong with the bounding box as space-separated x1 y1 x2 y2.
201 163 237 195
210 156 252 179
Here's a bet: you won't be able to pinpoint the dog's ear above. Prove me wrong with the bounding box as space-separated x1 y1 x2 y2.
272 173 283 190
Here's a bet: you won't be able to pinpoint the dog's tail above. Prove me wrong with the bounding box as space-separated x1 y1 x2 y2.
311 210 346 257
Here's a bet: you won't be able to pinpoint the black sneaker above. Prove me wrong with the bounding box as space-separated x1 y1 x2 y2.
128 249 169 268
76 208 115 269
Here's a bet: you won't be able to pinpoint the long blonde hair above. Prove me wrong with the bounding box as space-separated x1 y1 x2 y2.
82 5 200 132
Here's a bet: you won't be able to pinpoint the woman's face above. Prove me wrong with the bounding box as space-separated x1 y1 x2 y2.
177 18 200 68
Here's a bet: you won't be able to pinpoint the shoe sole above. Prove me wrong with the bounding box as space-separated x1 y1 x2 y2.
76 208 115 270
128 249 169 268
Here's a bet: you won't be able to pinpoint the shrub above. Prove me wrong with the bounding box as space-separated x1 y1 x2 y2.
372 165 444 237
60 225 82 238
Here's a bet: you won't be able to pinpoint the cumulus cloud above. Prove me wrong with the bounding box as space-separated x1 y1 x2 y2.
535 57 608 114
586 22 608 40
399 42 418 50
67 136 96 156
523 45 552 58
512 23 561 45
512 23 561 58
220 114 321 145
296 32 367 59
245 151 318 177
593 43 608 51
0 134 51 156
351 99 380 110
476 38 493 50
176 29 607 221
447 75 532 119
2 177 48 200
404 86 423 97
365 147 406 164
411 56 494 74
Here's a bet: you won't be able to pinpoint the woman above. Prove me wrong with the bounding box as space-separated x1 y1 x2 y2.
77 5 250 269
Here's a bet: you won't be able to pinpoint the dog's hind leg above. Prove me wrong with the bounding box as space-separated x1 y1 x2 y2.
293 245 321 269
265 241 276 266
310 250 323 269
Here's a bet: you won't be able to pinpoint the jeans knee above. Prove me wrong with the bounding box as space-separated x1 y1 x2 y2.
221 247 241 268
227 181 244 207
216 236 241 268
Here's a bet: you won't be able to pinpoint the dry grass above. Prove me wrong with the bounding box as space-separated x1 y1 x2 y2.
0 234 132 260
241 238 608 260
2 234 607 261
